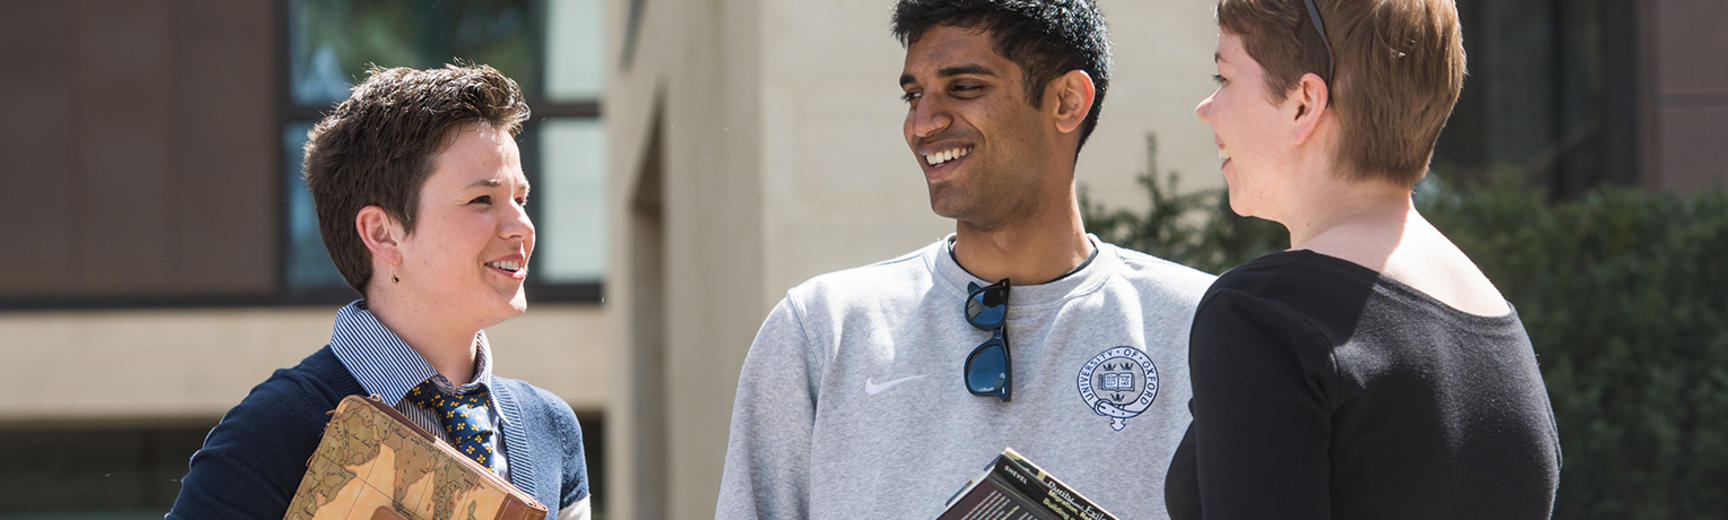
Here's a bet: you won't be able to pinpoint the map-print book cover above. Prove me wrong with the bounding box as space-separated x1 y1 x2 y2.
283 394 547 520
938 447 1119 520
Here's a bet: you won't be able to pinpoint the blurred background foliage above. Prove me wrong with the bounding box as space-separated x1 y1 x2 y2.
1082 135 1728 519
289 0 536 104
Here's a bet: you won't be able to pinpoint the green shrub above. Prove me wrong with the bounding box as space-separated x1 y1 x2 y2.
1425 179 1728 519
1083 141 1728 519
1079 135 1285 274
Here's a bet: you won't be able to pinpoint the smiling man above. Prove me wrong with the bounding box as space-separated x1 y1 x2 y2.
715 1 1214 518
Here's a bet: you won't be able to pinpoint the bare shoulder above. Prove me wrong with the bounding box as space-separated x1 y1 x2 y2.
1304 219 1510 317
1381 228 1511 317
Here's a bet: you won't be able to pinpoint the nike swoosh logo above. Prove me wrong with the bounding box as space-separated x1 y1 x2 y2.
864 374 928 396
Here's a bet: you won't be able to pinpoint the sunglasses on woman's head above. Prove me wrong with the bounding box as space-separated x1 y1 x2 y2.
1302 0 1336 85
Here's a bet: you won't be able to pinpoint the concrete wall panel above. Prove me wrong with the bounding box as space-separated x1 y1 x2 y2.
1654 0 1728 96
73 1 174 293
0 306 609 421
0 3 77 294
1656 106 1728 191
168 0 278 293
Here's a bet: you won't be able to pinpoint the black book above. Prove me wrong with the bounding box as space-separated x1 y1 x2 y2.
938 447 1119 520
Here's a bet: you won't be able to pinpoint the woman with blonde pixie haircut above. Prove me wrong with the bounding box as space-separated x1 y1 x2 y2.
1163 0 1561 518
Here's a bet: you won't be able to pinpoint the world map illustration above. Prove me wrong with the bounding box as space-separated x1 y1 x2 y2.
283 399 512 520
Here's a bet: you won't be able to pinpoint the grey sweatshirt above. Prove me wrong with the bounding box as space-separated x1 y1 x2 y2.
717 236 1215 519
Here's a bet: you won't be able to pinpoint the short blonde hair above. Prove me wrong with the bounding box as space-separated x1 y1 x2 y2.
1217 0 1466 187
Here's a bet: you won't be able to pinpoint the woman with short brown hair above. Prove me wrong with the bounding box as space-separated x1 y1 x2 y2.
1164 1 1561 518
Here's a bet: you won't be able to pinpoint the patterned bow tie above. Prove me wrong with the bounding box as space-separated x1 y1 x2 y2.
405 380 496 469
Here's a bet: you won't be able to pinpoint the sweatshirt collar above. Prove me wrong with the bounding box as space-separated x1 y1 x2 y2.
927 233 1119 310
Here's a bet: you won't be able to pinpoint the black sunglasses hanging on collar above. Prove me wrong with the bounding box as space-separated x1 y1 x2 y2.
964 278 1012 402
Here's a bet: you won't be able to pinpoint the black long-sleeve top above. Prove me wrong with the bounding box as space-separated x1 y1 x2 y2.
1165 250 1561 519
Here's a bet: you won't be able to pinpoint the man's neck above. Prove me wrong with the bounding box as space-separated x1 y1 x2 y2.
952 198 1092 284
365 290 480 385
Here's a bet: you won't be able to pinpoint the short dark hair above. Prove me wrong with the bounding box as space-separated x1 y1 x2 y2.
302 64 530 294
892 0 1112 152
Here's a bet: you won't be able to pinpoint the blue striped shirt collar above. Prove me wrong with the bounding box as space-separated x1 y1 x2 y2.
328 299 497 410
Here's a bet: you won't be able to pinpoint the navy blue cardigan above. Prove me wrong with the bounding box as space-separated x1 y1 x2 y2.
167 347 588 519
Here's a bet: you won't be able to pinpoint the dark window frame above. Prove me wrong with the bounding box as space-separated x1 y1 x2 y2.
0 0 604 310
1432 0 1640 198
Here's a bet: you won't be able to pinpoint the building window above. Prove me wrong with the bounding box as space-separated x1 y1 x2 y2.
0 422 212 519
0 415 607 518
1432 0 1638 196
282 0 606 301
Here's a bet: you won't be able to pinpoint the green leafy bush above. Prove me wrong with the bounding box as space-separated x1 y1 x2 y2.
1083 139 1728 518
1079 135 1285 274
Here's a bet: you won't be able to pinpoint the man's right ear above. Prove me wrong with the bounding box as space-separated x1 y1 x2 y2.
355 205 404 267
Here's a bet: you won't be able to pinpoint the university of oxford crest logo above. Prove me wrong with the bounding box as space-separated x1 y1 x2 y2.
1076 346 1158 431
